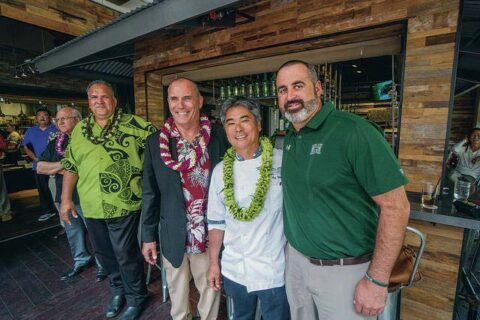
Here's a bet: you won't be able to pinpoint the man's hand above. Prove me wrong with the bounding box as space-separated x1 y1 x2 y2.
208 262 222 291
59 199 78 225
142 242 158 265
354 277 388 317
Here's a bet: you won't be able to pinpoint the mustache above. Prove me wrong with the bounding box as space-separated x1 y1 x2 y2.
284 99 305 111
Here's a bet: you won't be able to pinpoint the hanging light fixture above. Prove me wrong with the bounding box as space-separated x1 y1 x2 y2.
18 104 27 119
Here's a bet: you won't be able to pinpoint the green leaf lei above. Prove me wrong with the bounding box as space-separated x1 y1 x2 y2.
82 108 123 145
223 137 273 222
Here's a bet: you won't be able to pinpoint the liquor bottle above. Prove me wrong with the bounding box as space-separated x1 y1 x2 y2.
270 73 276 97
254 75 261 98
239 81 246 96
247 77 254 98
226 82 232 98
233 80 239 96
219 81 226 100
262 73 269 97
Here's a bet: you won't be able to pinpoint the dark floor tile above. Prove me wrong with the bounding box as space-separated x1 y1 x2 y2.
0 296 13 320
0 263 34 318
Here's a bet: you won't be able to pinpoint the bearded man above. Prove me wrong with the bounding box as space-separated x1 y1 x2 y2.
276 60 410 320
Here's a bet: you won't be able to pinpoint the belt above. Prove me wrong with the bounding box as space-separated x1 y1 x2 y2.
309 253 373 266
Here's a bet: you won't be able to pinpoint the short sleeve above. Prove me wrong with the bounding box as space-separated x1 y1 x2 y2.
61 138 78 174
207 163 227 231
347 121 408 196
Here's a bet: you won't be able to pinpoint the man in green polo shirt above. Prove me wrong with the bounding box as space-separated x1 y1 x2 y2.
275 60 410 320
60 80 156 320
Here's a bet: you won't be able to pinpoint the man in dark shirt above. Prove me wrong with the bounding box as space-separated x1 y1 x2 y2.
37 106 106 282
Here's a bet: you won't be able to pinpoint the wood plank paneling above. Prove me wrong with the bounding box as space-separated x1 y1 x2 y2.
402 220 463 320
0 0 119 36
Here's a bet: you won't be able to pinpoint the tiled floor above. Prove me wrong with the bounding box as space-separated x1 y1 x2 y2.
0 228 227 320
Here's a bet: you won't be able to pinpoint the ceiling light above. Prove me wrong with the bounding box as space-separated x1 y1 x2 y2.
356 70 363 74
352 64 358 68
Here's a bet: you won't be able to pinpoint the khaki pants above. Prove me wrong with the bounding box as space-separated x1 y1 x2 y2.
163 250 220 320
286 243 375 320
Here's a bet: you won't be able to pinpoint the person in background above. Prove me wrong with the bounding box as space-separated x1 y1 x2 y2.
5 123 22 164
207 97 289 320
0 131 12 222
37 106 107 282
22 109 58 222
61 80 155 320
141 78 227 320
276 60 410 319
448 128 480 184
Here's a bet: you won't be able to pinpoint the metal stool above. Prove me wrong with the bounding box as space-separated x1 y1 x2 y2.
145 246 169 303
378 226 426 320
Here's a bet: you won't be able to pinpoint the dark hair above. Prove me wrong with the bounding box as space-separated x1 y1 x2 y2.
220 96 262 124
86 80 116 98
469 128 480 137
277 60 318 83
36 108 51 116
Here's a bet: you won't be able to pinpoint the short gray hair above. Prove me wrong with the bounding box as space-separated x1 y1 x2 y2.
58 106 82 120
220 97 262 124
277 60 318 84
86 80 116 98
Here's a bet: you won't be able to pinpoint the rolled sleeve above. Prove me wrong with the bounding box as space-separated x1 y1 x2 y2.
61 144 78 174
207 163 227 231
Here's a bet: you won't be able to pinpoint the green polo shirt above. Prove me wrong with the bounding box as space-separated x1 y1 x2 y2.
282 102 408 259
62 112 157 219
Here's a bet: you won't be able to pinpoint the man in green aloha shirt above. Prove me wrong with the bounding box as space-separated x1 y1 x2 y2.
276 60 410 320
61 80 156 320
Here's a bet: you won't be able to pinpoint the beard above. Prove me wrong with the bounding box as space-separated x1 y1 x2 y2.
282 98 318 123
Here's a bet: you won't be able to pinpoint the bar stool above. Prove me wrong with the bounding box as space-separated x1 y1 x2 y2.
378 226 426 320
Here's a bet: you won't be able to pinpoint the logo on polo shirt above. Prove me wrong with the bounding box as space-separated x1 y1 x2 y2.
286 144 291 151
310 143 323 155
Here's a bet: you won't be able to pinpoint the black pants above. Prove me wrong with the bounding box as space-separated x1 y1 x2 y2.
85 213 147 307
34 172 57 214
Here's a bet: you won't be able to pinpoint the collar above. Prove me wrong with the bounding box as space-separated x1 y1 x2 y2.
235 144 263 161
286 101 335 134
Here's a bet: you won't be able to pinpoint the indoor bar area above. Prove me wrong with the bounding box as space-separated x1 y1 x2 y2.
1 0 479 320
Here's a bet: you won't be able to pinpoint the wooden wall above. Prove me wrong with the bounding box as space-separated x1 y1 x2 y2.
0 0 119 36
403 220 463 320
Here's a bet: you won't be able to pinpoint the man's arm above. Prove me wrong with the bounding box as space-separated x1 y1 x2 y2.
37 161 64 175
60 171 79 225
208 228 225 291
354 185 410 316
23 145 37 162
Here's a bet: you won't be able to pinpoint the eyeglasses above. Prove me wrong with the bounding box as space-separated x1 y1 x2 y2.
54 116 76 123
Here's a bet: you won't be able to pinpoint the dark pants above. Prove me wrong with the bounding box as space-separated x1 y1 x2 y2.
34 172 57 214
85 213 147 307
224 276 290 320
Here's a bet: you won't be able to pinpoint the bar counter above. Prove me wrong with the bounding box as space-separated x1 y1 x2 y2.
409 195 480 230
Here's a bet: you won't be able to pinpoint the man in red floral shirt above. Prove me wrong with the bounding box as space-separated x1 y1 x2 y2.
141 78 229 320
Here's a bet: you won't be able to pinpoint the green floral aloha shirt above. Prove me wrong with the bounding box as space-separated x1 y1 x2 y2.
61 112 157 219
